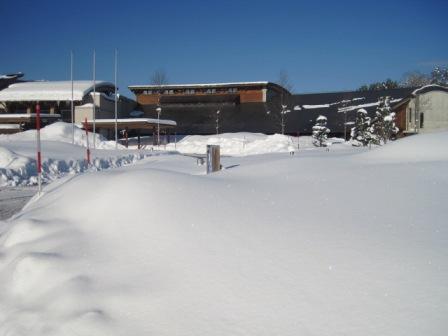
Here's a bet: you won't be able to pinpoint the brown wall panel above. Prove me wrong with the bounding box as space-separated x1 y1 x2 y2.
137 94 161 105
240 90 264 103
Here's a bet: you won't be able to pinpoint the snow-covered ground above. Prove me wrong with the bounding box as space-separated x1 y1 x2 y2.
135 132 345 155
0 131 447 335
0 122 166 186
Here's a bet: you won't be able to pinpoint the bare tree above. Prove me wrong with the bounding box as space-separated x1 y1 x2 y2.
151 69 169 85
277 70 294 92
401 71 430 87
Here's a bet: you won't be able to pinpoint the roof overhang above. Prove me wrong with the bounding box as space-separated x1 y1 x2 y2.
84 118 176 130
129 81 291 95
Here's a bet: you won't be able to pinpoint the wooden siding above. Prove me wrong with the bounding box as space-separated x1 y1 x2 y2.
137 94 161 105
395 104 407 132
240 89 264 103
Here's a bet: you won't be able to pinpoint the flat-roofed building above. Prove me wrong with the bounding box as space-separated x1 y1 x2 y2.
0 80 137 130
129 82 291 134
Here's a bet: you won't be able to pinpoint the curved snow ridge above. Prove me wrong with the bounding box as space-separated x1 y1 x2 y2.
0 217 111 336
0 122 125 150
0 150 146 187
355 131 448 164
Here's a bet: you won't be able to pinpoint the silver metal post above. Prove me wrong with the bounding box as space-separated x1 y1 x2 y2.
114 49 118 149
92 49 96 149
71 51 74 144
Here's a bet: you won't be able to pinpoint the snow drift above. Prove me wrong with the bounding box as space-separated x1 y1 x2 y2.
165 132 345 156
0 122 156 186
0 132 447 335
0 122 123 150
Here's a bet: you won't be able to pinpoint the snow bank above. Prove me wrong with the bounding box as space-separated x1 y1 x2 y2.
0 122 162 186
357 131 448 163
0 144 146 186
0 133 447 335
0 122 122 150
165 133 345 156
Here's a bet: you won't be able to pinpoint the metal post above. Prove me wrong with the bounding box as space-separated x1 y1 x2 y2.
36 103 42 195
156 106 162 148
297 131 300 150
216 109 220 135
344 111 347 141
92 49 96 149
71 51 75 144
114 48 118 149
174 131 177 150
84 117 91 165
206 145 221 174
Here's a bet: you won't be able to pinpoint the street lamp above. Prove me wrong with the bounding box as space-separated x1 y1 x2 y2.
216 109 220 135
156 106 162 148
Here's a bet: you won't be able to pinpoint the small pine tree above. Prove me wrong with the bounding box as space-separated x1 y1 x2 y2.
384 112 399 142
350 108 372 146
368 96 398 145
312 115 330 147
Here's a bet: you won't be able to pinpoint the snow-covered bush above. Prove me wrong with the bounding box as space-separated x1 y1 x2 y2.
368 97 398 145
312 115 330 147
350 108 372 146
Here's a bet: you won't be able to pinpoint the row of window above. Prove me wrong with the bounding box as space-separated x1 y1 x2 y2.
142 87 239 95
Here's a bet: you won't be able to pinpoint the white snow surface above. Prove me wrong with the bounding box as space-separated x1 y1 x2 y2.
0 131 447 335
0 80 114 101
163 133 344 156
0 122 156 186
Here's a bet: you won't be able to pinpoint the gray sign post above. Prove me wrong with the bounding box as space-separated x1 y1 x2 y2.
206 145 221 174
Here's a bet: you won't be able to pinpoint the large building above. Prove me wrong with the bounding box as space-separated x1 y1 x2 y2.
129 81 421 136
129 82 290 134
0 80 137 133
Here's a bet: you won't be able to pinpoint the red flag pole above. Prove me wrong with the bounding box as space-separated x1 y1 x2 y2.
36 103 42 195
84 117 91 165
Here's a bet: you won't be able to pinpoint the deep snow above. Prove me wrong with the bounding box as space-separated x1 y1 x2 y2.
0 122 166 186
0 131 447 335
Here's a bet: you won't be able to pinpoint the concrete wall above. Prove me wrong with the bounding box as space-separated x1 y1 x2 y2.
75 93 137 123
406 91 448 132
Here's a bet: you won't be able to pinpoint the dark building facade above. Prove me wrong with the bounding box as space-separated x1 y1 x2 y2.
129 82 290 134
129 82 417 136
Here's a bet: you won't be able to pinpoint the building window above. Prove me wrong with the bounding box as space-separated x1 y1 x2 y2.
228 87 237 93
408 108 412 124
185 89 195 94
420 112 424 128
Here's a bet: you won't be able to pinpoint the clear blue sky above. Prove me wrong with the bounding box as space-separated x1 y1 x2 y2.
1 0 447 97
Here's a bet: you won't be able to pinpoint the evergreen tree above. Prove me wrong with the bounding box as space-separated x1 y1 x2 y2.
368 96 398 145
312 115 330 147
350 108 372 146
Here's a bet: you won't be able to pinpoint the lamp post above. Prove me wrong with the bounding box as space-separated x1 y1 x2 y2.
216 109 220 135
156 106 162 148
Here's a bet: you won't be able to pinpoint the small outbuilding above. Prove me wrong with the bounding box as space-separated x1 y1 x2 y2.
392 85 448 134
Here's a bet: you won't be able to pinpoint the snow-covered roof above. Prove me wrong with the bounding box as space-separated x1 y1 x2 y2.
0 80 115 102
86 118 177 127
0 113 61 119
411 84 448 96
129 81 270 90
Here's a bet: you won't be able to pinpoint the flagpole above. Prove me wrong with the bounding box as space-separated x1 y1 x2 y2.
71 50 74 144
114 48 118 149
92 49 96 149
